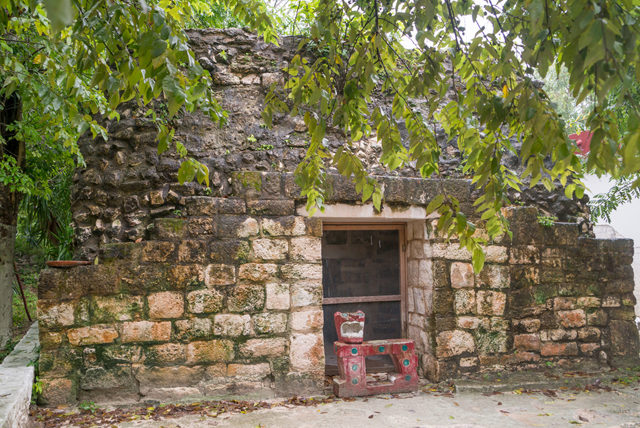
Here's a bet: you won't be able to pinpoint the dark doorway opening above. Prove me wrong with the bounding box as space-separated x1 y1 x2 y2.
322 224 405 375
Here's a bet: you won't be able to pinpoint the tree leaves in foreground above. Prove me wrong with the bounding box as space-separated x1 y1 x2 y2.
263 0 640 271
0 0 276 200
1 1 639 274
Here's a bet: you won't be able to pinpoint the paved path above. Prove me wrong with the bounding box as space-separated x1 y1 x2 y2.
116 386 640 428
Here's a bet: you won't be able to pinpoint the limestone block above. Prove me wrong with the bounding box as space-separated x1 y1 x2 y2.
227 363 271 379
476 290 506 316
238 263 278 282
186 340 234 363
540 342 578 356
289 309 323 332
436 330 475 358
556 309 586 328
252 238 288 261
289 237 322 262
454 289 476 315
145 343 186 364
266 283 290 310
213 314 252 336
204 264 236 286
484 246 508 263
261 216 306 236
148 292 184 319
187 289 224 314
237 218 260 238
240 338 286 358
280 263 322 281
91 295 144 322
450 262 474 288
135 366 205 394
513 318 541 333
290 281 322 307
141 241 175 262
168 265 205 288
475 264 510 289
38 301 75 328
289 333 323 373
119 321 171 343
513 333 541 351
177 240 208 263
174 318 212 340
227 284 265 312
67 325 119 346
457 316 487 330
252 313 288 334
509 245 541 264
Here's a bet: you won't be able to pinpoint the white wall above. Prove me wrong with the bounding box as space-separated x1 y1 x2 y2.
585 175 640 318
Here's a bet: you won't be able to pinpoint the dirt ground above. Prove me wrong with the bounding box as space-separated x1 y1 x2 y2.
31 382 640 427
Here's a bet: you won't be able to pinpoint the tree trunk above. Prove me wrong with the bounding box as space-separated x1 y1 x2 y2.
0 224 16 348
0 92 24 348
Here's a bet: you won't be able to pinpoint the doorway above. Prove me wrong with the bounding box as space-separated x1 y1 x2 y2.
321 224 406 375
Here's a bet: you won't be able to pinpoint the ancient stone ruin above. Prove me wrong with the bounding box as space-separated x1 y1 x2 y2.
37 29 640 405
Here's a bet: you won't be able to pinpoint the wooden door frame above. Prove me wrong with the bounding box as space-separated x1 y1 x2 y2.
321 222 408 336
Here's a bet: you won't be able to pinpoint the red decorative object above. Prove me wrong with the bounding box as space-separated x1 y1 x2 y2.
332 311 419 397
569 130 592 156
334 310 365 343
46 260 92 268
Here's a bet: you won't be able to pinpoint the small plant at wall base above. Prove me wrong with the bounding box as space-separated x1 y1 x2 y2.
537 215 558 227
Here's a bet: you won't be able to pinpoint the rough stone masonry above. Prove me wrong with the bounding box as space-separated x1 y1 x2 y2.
36 29 640 405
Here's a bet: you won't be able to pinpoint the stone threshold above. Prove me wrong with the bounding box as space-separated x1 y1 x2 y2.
0 322 39 428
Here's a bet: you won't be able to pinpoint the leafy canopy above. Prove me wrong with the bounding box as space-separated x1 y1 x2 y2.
1 0 640 272
263 0 640 271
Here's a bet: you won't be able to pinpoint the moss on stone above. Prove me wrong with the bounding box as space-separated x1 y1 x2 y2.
235 171 262 191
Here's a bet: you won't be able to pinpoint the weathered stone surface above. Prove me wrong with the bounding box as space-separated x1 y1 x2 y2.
252 238 288 261
238 263 278 282
174 318 212 341
142 241 175 262
148 291 184 319
289 333 323 373
289 309 323 332
135 366 205 394
513 334 541 351
262 217 306 236
91 296 144 323
454 289 476 315
38 301 75 328
290 281 322 307
253 313 288 334
227 284 265 312
476 264 510 289
289 237 321 262
265 283 290 310
476 291 506 316
67 325 119 346
227 363 270 379
213 314 252 336
280 264 322 281
240 338 286 358
186 340 235 363
450 262 474 288
187 289 224 314
204 264 236 286
540 342 578 356
556 309 586 328
436 330 475 358
120 321 171 343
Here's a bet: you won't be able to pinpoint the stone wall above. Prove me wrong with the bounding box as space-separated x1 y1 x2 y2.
36 28 638 405
38 173 331 404
425 207 639 379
